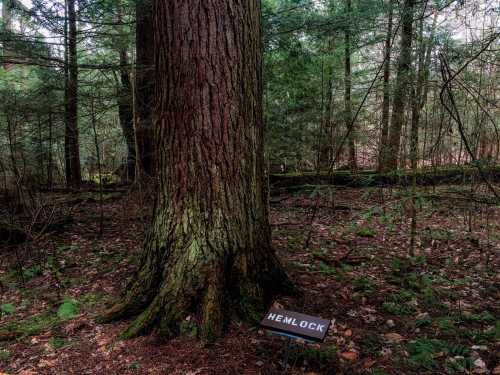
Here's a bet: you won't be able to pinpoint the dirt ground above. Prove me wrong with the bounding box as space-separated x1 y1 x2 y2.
1 184 499 374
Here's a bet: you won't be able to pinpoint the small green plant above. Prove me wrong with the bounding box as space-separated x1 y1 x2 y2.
436 317 456 332
128 362 140 370
389 289 415 303
421 287 442 308
444 356 472 373
290 344 337 366
359 333 383 354
57 299 78 320
0 348 10 361
462 311 495 323
356 226 376 238
49 336 66 349
382 302 415 316
406 339 470 370
318 262 338 276
179 319 198 337
353 276 375 295
0 303 15 315
23 264 43 280
4 311 59 337
415 315 432 327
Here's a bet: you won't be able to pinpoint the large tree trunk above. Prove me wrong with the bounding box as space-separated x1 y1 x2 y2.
344 0 357 170
64 0 81 186
101 0 290 342
134 0 155 178
378 0 393 171
384 0 415 171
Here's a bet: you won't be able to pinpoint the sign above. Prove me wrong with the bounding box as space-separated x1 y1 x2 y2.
260 307 331 342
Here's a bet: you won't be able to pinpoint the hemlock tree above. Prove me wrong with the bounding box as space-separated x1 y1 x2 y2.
64 0 82 186
101 0 290 342
134 0 155 178
385 0 415 171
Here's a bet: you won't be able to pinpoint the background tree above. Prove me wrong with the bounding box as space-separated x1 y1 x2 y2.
64 0 81 186
134 0 154 178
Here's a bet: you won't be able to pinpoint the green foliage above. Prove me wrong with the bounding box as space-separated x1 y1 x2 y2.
356 226 376 237
0 303 15 315
359 333 383 353
0 348 10 362
290 344 337 366
353 276 375 294
57 299 78 320
389 289 415 303
436 317 456 332
3 311 59 337
23 264 43 280
406 339 470 370
415 315 432 327
179 320 198 337
48 336 67 349
128 362 140 370
382 302 415 316
421 287 442 308
461 311 495 323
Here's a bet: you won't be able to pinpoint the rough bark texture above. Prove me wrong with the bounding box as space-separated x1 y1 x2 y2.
134 0 155 178
64 0 81 186
378 0 393 171
385 0 414 171
118 49 136 181
101 0 290 342
344 0 357 170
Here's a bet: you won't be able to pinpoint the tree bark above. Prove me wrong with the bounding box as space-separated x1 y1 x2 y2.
118 49 136 181
134 0 155 178
101 0 290 342
378 0 393 171
384 0 415 171
344 0 357 170
64 0 81 186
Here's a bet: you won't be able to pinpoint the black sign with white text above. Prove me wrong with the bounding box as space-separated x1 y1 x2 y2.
260 307 331 342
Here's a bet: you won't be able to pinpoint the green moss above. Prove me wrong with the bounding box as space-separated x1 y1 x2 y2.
48 336 67 349
0 348 10 362
3 310 59 338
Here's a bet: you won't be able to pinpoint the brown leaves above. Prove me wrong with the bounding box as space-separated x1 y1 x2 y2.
384 332 404 343
339 350 359 361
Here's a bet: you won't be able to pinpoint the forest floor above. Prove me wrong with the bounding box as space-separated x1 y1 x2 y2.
1 184 499 374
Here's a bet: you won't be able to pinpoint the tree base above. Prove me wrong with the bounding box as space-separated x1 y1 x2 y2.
99 226 293 343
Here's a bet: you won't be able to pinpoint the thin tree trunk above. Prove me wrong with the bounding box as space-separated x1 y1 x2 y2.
134 0 155 178
385 0 415 171
47 110 53 189
118 49 136 181
1 0 13 68
344 0 357 170
64 0 81 186
378 0 393 171
100 0 290 343
90 97 104 236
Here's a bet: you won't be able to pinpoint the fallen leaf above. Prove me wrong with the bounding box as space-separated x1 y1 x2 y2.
384 332 404 343
339 351 358 361
38 359 56 368
492 365 500 375
344 329 352 337
363 359 376 369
